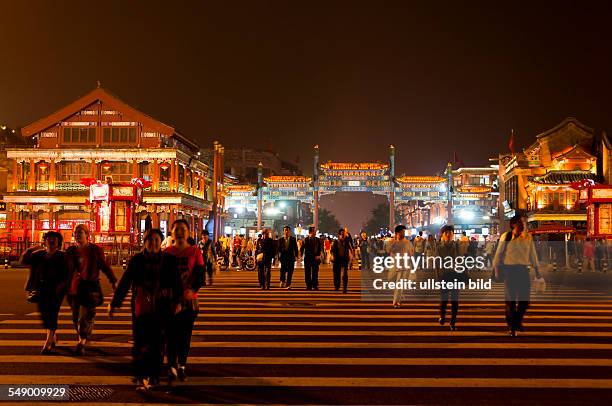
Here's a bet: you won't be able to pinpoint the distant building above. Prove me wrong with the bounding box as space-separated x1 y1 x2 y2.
402 167 499 238
201 147 302 183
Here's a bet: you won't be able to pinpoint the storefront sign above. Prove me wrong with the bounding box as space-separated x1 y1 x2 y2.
591 188 612 201
112 186 136 199
90 184 109 202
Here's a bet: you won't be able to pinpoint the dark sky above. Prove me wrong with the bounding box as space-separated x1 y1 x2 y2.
1 1 611 231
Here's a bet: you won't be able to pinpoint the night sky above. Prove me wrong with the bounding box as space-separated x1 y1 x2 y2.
1 1 611 231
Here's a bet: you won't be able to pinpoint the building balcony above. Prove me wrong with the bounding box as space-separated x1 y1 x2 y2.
35 182 49 191
56 181 87 191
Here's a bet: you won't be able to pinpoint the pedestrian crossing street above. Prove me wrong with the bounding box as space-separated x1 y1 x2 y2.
0 265 612 404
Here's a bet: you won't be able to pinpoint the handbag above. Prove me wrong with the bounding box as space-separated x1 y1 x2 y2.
256 253 264 263
533 276 546 293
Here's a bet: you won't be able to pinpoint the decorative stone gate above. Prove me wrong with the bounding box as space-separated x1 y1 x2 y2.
225 145 454 232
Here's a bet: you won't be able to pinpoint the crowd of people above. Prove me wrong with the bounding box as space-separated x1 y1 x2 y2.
20 213 562 390
22 220 209 391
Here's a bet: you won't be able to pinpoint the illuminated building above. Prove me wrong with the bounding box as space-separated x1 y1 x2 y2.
2 86 214 245
402 167 499 238
498 117 605 233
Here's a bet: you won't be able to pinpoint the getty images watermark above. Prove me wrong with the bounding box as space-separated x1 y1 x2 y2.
361 253 493 300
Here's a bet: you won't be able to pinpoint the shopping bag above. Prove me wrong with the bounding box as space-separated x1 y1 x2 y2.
533 276 546 293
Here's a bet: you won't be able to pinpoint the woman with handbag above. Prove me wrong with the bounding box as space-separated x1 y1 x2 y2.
65 224 117 355
492 214 542 337
21 231 68 354
108 229 183 391
163 219 205 383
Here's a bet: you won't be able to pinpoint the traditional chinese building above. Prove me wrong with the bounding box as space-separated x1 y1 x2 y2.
498 117 603 234
3 86 214 246
401 167 499 238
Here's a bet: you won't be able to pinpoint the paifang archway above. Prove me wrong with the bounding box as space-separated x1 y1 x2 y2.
224 145 454 233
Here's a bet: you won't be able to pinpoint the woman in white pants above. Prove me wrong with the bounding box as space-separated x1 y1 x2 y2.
386 225 415 308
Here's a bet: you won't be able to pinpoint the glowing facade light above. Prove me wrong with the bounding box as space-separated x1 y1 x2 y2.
459 209 475 221
265 207 280 216
432 216 445 225
159 162 170 171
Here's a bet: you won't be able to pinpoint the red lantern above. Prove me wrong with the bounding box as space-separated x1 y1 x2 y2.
102 162 112 171
38 161 48 171
160 162 170 171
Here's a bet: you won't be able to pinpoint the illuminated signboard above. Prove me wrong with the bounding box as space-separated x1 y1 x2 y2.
112 186 135 198
598 204 612 235
591 188 612 200
90 184 109 202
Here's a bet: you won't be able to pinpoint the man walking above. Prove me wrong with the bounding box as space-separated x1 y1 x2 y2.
331 228 352 293
278 226 299 289
358 231 370 271
301 226 322 290
198 230 216 286
256 229 276 290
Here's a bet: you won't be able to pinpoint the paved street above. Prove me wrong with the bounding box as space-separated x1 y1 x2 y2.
0 265 611 404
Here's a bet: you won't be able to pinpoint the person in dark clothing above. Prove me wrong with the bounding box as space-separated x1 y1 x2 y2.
256 228 276 289
21 231 68 354
198 230 216 286
301 226 322 290
358 231 370 271
278 226 299 289
331 228 352 293
436 225 464 331
65 224 117 355
164 219 205 383
109 229 183 391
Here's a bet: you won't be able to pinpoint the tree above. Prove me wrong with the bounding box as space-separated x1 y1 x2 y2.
363 202 401 235
318 208 341 234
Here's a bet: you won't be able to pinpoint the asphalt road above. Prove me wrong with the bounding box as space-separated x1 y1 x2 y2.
0 264 611 404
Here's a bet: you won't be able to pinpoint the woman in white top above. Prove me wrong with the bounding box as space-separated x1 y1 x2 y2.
492 214 542 337
386 225 415 308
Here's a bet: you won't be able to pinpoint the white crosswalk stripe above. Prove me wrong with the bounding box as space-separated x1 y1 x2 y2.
1 266 611 403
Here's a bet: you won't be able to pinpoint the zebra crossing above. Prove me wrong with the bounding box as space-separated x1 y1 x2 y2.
0 265 611 403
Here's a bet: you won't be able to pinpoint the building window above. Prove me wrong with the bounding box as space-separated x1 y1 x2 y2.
114 201 127 232
101 127 137 145
62 127 96 144
101 162 133 183
57 161 92 182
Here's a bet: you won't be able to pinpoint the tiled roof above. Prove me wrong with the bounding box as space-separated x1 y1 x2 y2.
532 171 595 184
